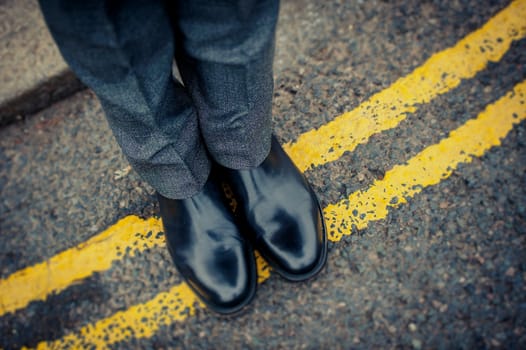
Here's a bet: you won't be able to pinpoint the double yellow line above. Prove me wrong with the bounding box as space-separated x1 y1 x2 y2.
0 0 524 348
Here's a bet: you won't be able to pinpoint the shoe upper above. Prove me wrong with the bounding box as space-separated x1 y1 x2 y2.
223 136 327 281
157 175 257 314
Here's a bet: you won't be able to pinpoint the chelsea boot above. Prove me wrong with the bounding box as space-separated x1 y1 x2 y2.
222 136 327 281
157 172 257 314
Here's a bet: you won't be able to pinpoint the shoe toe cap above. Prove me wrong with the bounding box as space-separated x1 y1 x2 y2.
260 216 327 281
186 246 257 314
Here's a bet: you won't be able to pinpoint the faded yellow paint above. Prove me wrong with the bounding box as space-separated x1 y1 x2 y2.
32 283 201 350
35 81 526 349
0 216 164 316
284 0 526 171
324 80 526 241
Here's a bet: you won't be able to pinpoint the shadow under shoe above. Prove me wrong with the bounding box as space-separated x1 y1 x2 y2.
221 136 328 282
157 174 257 315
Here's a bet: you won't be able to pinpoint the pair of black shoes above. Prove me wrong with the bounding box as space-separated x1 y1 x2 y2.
157 137 327 314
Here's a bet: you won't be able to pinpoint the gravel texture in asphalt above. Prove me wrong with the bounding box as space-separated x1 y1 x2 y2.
1 0 525 349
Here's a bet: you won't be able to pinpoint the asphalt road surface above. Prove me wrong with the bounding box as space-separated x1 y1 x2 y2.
1 0 525 349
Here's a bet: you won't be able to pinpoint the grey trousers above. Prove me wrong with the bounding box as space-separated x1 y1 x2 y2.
39 0 279 199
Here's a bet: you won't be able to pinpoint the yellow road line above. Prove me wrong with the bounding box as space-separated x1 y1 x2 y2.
34 81 526 349
2 0 525 319
324 81 526 241
285 0 526 172
0 217 164 316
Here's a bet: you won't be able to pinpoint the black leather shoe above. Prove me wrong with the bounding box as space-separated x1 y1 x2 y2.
157 173 257 315
222 136 327 281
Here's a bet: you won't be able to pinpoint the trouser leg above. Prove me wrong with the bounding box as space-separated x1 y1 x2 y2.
172 0 280 169
38 0 210 199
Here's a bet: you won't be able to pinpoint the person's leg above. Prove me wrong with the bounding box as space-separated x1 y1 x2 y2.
38 0 257 314
172 0 327 281
172 0 278 169
38 0 209 199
